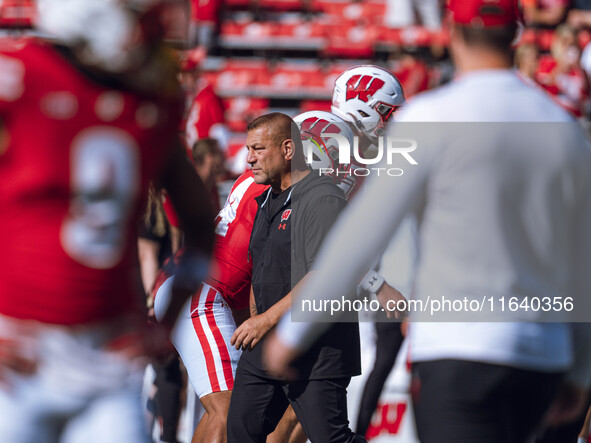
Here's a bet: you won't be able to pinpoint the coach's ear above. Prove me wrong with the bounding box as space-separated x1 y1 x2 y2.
283 138 295 161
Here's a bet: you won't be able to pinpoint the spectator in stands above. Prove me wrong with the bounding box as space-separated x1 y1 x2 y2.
523 0 570 27
568 0 591 29
535 24 590 117
515 43 540 84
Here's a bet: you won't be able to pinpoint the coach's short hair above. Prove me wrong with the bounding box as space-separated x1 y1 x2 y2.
247 112 306 166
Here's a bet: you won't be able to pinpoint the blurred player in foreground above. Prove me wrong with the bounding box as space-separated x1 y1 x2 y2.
0 0 215 441
264 1 591 442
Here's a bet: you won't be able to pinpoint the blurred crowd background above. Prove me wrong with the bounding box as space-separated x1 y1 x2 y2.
2 0 591 184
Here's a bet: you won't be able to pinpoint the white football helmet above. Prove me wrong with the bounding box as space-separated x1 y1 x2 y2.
332 65 405 144
36 0 165 73
294 111 360 199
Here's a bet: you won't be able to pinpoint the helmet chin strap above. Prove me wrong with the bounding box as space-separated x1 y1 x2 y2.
346 119 375 152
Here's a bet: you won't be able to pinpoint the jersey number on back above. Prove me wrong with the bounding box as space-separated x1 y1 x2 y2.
60 128 140 269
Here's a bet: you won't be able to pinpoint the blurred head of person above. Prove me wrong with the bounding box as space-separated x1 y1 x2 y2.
515 43 539 79
551 24 581 70
446 0 520 71
36 0 181 93
331 65 405 147
192 138 225 189
177 48 206 96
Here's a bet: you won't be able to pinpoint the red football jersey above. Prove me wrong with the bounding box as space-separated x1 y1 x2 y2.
206 171 268 310
184 81 226 149
0 39 183 325
190 0 222 24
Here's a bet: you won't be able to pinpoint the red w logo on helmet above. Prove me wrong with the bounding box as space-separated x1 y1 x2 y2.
346 75 385 102
300 118 342 138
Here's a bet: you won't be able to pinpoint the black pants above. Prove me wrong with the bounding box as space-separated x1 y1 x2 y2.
355 320 404 437
227 365 365 443
412 360 563 443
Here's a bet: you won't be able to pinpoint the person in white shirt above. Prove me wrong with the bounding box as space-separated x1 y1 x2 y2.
263 1 591 442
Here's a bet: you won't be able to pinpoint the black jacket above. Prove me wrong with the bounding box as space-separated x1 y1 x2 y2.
241 171 361 380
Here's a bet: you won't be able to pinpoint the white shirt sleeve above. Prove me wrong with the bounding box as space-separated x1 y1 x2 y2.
277 120 434 351
566 144 591 387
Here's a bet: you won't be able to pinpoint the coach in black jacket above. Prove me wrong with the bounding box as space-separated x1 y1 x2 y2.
227 113 362 443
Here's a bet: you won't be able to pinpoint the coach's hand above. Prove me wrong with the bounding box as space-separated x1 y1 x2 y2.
231 313 274 351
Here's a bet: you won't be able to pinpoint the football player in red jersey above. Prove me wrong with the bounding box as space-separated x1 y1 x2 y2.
153 170 267 443
0 1 215 442
179 49 230 154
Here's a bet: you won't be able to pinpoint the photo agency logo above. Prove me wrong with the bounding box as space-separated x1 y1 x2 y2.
302 132 418 178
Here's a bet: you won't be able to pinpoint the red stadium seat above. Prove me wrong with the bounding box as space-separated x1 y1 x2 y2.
377 26 434 49
224 0 251 9
224 97 270 132
312 0 348 16
274 18 326 50
313 0 386 24
219 19 277 48
268 62 330 98
301 66 329 89
300 99 332 113
0 0 36 29
258 0 304 11
221 17 328 50
341 1 386 24
322 20 377 58
212 60 272 96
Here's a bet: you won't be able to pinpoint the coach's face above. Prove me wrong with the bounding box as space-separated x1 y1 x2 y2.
246 125 289 189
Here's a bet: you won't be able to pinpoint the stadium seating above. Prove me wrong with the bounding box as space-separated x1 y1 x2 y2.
0 0 35 29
